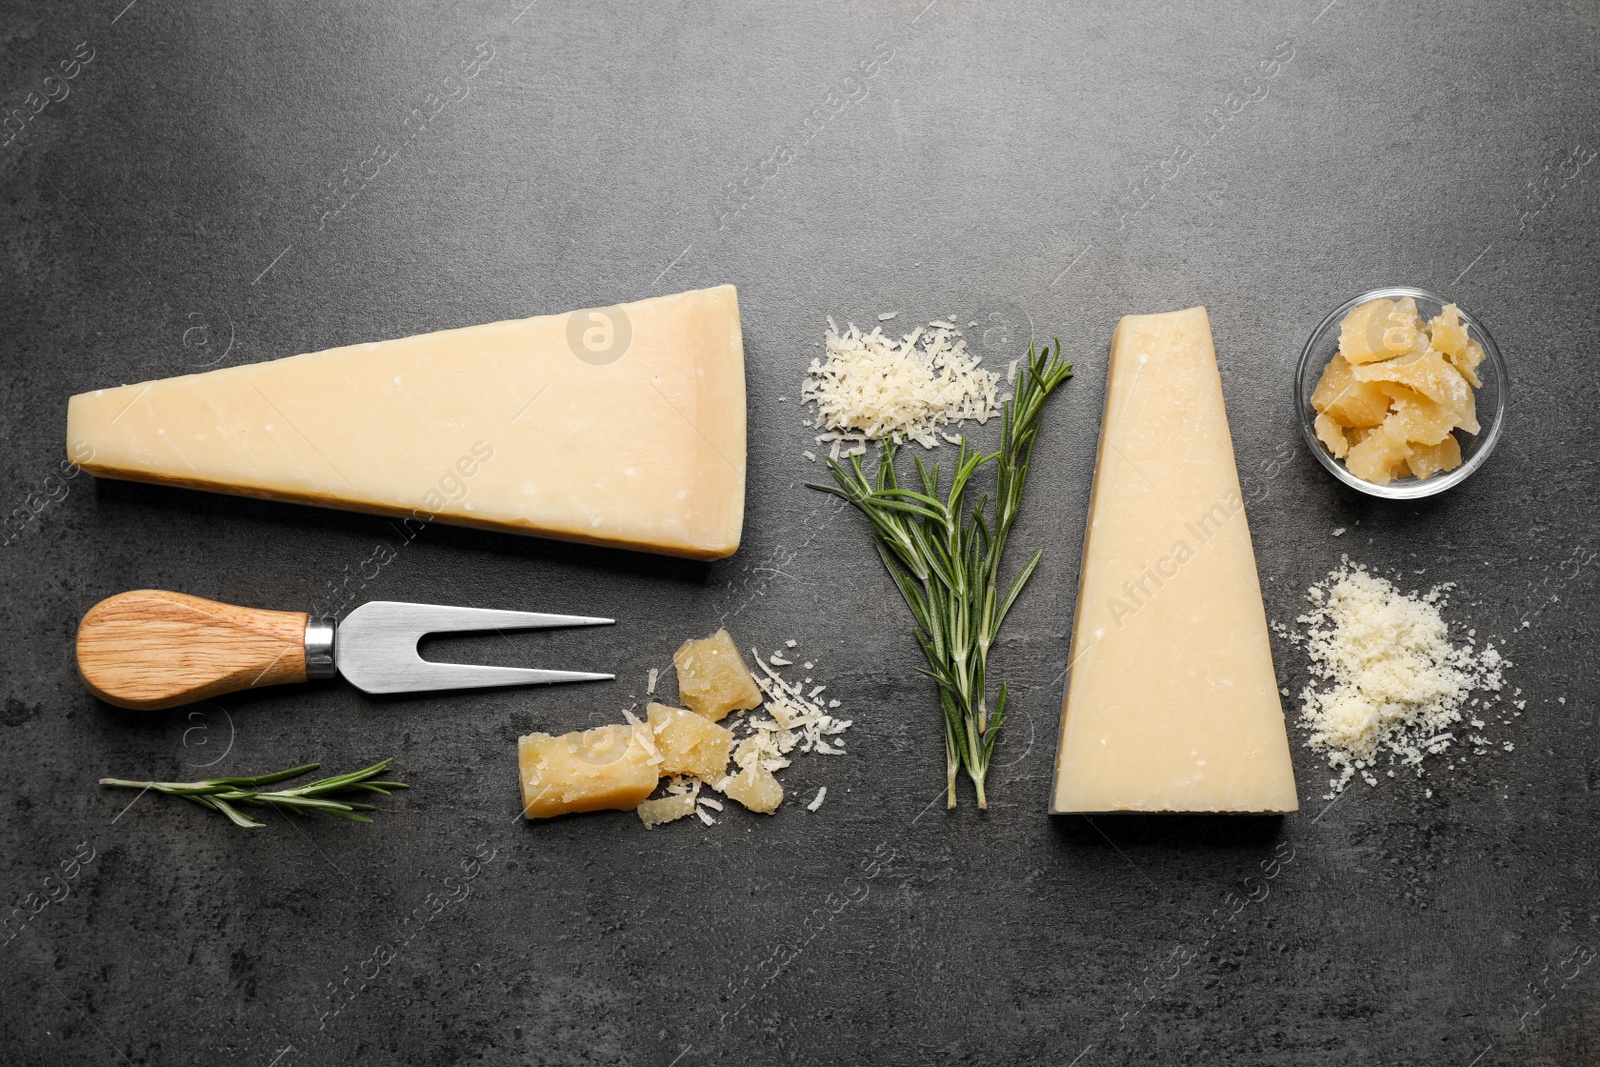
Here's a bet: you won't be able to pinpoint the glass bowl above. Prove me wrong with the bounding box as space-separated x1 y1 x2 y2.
1295 286 1507 500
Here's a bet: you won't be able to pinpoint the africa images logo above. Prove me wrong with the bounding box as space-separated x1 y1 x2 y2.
567 725 636 768
566 305 632 366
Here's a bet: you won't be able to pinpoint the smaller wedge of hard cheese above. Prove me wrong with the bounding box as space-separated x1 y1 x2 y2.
1051 307 1298 814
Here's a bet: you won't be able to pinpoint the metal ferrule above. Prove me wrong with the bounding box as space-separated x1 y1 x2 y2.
304 617 337 680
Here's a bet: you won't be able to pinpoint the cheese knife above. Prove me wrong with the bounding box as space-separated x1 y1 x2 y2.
75 589 614 711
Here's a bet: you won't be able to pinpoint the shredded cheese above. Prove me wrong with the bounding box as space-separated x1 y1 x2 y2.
747 648 852 759
1285 559 1511 798
802 318 1007 458
807 787 827 812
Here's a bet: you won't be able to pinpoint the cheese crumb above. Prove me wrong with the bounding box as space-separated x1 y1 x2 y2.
807 787 828 812
646 667 659 695
1290 559 1511 797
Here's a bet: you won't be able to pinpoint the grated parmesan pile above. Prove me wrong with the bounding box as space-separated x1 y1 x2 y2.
1280 559 1511 798
736 646 853 769
801 318 1007 459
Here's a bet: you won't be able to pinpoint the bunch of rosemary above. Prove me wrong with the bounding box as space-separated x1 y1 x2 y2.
812 340 1073 809
101 758 406 829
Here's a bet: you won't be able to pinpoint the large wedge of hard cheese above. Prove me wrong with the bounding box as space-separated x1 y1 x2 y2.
1051 307 1298 813
66 286 746 560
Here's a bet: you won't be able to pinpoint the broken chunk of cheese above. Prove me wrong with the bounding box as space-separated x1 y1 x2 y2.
637 791 699 828
519 724 660 819
647 702 733 780
66 286 747 560
1051 307 1298 814
673 629 763 721
722 762 783 814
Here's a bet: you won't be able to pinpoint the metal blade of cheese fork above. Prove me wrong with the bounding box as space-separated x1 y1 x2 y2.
334 601 615 695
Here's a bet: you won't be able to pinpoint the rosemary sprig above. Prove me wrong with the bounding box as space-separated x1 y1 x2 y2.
100 758 407 829
810 340 1074 809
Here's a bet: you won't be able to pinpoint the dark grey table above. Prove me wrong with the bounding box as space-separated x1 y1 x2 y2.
3 1 1597 1064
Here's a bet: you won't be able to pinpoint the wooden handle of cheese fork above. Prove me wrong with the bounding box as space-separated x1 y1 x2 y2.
76 590 311 710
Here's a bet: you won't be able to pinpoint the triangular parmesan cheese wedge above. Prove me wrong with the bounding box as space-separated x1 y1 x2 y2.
66 286 746 560
1051 307 1298 813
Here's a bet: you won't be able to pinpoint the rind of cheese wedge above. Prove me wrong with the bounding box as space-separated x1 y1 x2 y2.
1351 348 1478 435
1338 297 1426 364
1345 422 1414 486
647 702 734 781
1452 338 1485 389
1406 434 1462 481
519 725 660 819
66 286 747 561
1428 304 1469 358
673 629 763 721
1314 413 1350 459
1310 353 1390 427
1377 383 1456 446
1051 306 1298 814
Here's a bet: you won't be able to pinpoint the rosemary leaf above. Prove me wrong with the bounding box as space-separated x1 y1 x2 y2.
100 758 406 829
208 796 268 830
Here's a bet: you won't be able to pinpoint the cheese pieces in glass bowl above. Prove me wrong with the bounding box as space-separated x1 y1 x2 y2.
1296 287 1507 499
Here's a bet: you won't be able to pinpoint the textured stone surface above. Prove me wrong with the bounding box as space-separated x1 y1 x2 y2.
2 1 1598 1064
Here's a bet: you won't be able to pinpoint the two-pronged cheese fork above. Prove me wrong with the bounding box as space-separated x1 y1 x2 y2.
76 590 614 711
